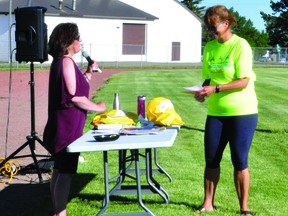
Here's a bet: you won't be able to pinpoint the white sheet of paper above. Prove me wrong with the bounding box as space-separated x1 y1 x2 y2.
183 85 203 92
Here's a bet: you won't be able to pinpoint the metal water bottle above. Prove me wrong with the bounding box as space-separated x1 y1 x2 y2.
113 93 120 110
137 95 146 118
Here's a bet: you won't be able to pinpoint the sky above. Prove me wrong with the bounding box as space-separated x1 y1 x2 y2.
199 0 274 31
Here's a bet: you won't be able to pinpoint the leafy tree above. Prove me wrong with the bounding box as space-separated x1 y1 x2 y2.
180 0 209 47
260 0 288 47
231 8 270 48
181 1 270 48
181 0 269 47
201 7 270 48
180 0 205 18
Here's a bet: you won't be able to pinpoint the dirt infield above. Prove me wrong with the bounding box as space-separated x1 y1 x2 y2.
0 68 130 184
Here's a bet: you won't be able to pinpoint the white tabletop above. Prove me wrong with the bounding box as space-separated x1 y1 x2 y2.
67 129 178 153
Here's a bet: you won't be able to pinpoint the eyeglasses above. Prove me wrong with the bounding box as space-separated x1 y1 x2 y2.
206 21 226 32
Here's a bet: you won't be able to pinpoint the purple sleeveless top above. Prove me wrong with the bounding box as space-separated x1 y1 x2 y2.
43 56 89 154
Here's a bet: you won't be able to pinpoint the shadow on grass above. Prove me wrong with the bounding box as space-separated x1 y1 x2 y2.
0 173 96 216
181 125 205 132
0 181 51 216
73 193 202 214
256 128 273 133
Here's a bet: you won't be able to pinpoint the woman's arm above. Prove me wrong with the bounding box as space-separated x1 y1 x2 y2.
62 57 106 112
71 96 106 112
200 77 249 96
62 57 77 95
194 78 249 103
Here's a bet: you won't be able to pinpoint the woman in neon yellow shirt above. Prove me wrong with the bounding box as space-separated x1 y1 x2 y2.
195 5 258 216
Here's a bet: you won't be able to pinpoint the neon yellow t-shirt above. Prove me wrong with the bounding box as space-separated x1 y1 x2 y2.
202 34 258 116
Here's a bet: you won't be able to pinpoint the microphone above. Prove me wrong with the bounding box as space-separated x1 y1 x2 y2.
82 51 102 73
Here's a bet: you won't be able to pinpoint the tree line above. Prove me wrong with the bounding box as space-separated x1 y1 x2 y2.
180 0 288 49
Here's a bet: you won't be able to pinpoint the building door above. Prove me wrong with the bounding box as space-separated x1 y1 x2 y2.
171 42 180 61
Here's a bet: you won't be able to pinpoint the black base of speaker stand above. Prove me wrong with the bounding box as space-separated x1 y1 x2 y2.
0 62 51 183
0 132 51 183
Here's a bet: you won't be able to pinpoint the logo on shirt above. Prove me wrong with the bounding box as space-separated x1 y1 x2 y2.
209 55 231 73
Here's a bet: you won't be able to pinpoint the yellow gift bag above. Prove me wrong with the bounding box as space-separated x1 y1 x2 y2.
91 110 138 127
147 97 184 126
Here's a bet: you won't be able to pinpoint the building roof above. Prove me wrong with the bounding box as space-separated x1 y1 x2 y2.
0 0 158 20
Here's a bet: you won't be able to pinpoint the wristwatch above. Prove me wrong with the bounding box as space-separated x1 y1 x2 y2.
215 85 220 93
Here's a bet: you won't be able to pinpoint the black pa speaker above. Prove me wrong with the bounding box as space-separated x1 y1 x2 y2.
15 7 48 63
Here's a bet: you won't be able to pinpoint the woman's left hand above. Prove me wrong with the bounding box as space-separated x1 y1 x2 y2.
194 85 216 102
87 60 99 73
201 85 216 96
194 92 206 102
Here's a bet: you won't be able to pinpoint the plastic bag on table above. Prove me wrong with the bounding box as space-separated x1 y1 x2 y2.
91 109 138 127
147 97 184 126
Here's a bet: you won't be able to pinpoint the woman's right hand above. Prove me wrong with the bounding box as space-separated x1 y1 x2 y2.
95 101 106 112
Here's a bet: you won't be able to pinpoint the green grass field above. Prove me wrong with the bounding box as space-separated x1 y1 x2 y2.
67 67 287 216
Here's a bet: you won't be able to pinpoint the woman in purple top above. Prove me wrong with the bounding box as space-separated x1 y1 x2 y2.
43 23 106 216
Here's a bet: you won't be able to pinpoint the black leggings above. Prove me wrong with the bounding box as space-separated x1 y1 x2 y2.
204 114 258 171
53 147 80 174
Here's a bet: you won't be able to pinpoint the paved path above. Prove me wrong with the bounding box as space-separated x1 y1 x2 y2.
0 67 140 216
0 68 130 183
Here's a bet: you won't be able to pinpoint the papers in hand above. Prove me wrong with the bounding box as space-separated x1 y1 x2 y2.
120 127 166 135
183 85 203 93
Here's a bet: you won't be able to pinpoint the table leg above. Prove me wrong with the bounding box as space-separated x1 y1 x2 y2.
108 150 128 196
154 148 172 182
121 149 170 203
146 149 170 204
133 149 156 216
96 151 109 215
97 150 155 216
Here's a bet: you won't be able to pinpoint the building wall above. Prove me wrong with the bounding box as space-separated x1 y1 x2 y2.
120 0 202 62
0 0 202 63
0 15 12 62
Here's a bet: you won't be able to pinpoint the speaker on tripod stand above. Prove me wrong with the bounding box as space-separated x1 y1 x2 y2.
0 6 51 183
15 6 48 63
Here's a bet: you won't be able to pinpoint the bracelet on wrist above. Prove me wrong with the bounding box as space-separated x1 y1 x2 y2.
215 85 220 93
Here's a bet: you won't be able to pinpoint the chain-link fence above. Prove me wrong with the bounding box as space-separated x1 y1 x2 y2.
253 47 288 65
1 44 287 68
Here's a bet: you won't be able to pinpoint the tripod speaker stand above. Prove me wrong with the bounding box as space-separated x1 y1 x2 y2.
0 62 51 183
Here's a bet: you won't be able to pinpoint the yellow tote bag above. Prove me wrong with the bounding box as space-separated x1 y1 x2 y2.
147 97 184 126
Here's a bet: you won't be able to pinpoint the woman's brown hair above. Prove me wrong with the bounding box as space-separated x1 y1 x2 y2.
204 5 237 28
48 23 79 58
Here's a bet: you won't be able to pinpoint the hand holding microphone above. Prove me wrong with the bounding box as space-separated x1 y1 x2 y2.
82 51 102 73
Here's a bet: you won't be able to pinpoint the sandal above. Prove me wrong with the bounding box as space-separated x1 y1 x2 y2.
241 210 254 216
196 207 214 214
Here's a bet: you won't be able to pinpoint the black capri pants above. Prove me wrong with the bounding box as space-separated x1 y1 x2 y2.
53 147 80 174
204 114 258 171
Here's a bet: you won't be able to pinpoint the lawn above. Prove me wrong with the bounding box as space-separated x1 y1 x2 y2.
67 67 288 216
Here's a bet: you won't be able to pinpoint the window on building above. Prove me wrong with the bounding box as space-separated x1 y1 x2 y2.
172 42 181 61
122 23 146 55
